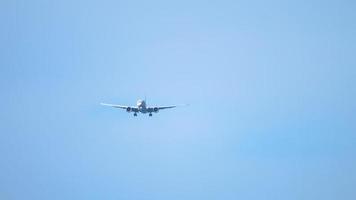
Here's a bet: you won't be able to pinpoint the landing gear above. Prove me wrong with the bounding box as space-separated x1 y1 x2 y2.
149 113 152 117
134 113 137 116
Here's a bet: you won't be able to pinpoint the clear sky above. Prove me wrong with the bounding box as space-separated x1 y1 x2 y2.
1 0 356 199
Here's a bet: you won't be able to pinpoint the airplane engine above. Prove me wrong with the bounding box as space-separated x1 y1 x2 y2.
153 107 159 113
126 107 132 112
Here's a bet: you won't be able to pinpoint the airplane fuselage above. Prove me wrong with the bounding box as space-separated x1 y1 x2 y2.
137 99 148 113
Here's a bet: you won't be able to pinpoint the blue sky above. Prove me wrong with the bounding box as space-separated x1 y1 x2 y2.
1 0 356 199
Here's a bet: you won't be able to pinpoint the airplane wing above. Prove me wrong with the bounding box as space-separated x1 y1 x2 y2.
154 104 189 110
146 105 177 113
157 105 177 110
100 103 128 109
100 103 139 112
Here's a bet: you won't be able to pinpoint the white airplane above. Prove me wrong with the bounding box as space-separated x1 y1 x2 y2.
101 99 179 116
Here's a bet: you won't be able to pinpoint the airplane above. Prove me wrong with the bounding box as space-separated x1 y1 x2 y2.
101 99 180 116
